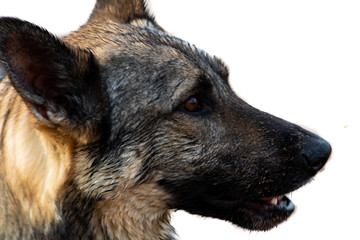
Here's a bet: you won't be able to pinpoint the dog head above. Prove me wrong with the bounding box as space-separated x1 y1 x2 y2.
0 0 331 233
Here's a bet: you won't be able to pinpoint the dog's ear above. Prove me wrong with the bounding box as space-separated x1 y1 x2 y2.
90 0 147 22
89 0 162 29
0 17 106 128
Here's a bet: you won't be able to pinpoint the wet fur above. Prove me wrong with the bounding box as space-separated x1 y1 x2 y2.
0 0 330 239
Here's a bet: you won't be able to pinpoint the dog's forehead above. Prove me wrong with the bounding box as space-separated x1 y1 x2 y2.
67 21 229 84
97 29 225 70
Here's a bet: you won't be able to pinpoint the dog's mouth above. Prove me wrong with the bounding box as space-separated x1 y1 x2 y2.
255 195 294 211
203 193 295 230
159 177 300 231
207 194 294 212
240 195 292 211
159 179 305 231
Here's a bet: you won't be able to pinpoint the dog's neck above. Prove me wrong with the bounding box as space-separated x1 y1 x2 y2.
94 191 174 240
61 182 175 240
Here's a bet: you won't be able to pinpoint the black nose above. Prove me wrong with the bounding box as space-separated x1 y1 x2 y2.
302 137 331 172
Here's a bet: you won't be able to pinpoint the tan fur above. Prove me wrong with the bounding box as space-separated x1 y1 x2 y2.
0 81 70 225
90 0 146 23
0 1 206 237
129 18 162 31
0 0 331 238
0 0 219 238
0 76 173 238
92 184 172 240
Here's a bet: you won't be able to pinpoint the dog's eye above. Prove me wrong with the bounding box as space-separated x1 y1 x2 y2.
183 97 202 112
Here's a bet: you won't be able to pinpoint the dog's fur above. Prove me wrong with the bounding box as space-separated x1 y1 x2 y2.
0 0 331 239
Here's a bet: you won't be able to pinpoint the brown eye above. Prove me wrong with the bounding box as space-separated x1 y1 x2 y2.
184 97 200 112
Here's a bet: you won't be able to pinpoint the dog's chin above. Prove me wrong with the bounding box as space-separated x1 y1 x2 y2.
159 179 305 231
203 194 295 231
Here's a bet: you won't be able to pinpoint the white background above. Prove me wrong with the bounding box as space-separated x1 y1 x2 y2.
1 0 359 239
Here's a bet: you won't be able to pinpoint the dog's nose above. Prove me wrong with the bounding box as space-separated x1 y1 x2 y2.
302 137 331 172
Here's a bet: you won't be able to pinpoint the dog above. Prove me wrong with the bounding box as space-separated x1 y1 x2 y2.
0 0 331 239
0 64 5 80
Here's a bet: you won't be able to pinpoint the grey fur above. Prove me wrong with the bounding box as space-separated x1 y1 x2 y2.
0 0 331 239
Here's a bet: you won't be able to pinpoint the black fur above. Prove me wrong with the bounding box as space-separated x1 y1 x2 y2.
0 0 331 238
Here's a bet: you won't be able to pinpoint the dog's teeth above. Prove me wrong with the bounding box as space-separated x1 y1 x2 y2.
271 198 279 205
271 196 284 205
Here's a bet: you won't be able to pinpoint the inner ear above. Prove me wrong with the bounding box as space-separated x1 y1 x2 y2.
3 31 69 104
0 17 104 126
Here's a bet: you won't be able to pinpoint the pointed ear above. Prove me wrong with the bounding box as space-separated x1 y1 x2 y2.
89 0 163 29
90 0 147 21
0 17 106 127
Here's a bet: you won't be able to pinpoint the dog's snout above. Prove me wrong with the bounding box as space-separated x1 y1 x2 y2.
301 137 331 172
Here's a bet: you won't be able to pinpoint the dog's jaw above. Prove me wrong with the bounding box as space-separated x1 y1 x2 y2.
204 194 295 231
158 179 297 231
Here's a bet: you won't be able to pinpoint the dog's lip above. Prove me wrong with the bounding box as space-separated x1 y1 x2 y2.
206 194 295 213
